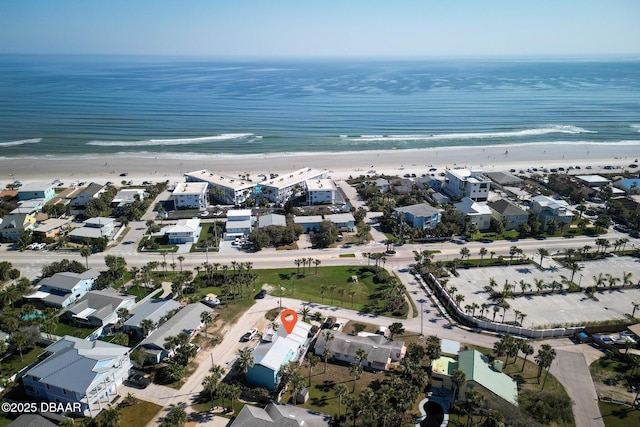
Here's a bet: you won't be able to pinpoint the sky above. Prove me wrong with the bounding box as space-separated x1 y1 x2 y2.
1 1 638 58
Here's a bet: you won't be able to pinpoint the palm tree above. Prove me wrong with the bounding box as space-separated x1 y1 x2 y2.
520 342 534 371
489 251 496 265
480 303 489 318
290 371 306 405
294 259 302 274
307 353 320 386
335 383 349 419
606 274 620 290
202 374 220 409
349 362 363 392
200 311 212 338
454 293 465 308
328 285 337 305
469 302 480 317
319 285 326 304
500 302 510 323
479 247 488 265
139 319 155 337
237 349 254 380
299 307 311 322
100 408 121 427
80 246 91 269
569 262 584 283
622 271 634 287
593 273 605 290
535 344 557 389
632 302 640 318
314 259 321 274
177 255 185 272
451 369 466 400
534 278 545 294
322 331 334 373
389 322 405 339
10 333 27 362
348 290 356 308
460 247 470 261
116 308 129 327
492 306 500 322
537 247 549 268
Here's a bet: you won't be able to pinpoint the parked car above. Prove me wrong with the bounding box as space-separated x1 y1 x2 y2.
322 317 336 330
125 373 151 389
255 290 267 299
331 321 344 331
241 328 258 342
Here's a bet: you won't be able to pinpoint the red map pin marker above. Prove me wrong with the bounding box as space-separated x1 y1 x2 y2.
280 309 298 335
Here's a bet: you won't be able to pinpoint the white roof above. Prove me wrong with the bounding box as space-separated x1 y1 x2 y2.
165 218 200 234
454 198 492 215
185 170 256 190
18 182 53 192
262 168 326 190
325 213 355 223
576 175 610 184
227 209 252 218
306 179 337 191
225 219 252 229
531 195 570 209
294 215 323 224
173 182 208 195
446 169 488 183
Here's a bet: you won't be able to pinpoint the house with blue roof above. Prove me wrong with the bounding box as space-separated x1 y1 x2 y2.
247 322 311 391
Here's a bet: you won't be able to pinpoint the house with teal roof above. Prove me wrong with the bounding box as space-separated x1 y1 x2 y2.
457 349 518 406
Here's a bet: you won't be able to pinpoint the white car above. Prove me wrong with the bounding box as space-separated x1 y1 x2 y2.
241 328 258 342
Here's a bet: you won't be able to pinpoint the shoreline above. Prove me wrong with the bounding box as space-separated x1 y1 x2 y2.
2 142 639 186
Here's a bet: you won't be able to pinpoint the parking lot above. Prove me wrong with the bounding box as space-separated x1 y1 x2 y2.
447 256 640 327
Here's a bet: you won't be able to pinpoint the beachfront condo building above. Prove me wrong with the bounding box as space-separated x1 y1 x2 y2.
184 170 256 206
172 182 209 210
258 168 327 204
443 169 491 202
17 182 56 203
305 178 337 205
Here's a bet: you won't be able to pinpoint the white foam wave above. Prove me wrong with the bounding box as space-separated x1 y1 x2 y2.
0 138 42 147
340 125 595 142
87 133 256 147
631 125 640 132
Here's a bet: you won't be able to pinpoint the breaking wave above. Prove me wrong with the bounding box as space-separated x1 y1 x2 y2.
0 138 42 147
87 133 257 146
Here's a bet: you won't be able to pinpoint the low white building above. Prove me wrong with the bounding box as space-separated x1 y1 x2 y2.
306 179 337 205
259 168 327 204
185 170 256 205
69 217 116 242
172 182 209 210
71 183 105 208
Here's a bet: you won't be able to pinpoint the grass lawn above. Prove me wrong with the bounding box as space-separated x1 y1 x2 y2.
339 253 356 258
254 266 407 318
126 285 162 302
118 399 163 426
598 401 640 427
0 346 45 379
54 321 94 339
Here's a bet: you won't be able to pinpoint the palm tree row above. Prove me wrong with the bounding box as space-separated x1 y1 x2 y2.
294 257 322 275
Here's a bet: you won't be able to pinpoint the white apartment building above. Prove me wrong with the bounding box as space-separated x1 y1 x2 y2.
259 168 327 204
225 209 253 240
306 179 337 205
172 182 209 210
444 169 491 202
184 170 256 205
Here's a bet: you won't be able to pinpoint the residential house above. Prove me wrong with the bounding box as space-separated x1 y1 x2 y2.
123 298 181 338
22 336 132 417
32 218 71 240
247 322 311 391
11 199 47 215
391 178 414 195
457 349 518 405
313 331 405 371
26 269 99 308
71 183 105 208
163 218 201 244
293 215 323 233
530 195 574 230
0 213 36 240
259 168 327 204
65 288 135 328
225 209 253 240
430 192 450 205
430 356 458 390
17 182 55 203
258 213 287 229
416 177 442 192
111 189 145 208
172 182 209 210
487 199 530 231
185 169 256 205
231 403 331 427
374 178 390 193
325 213 355 232
306 179 337 205
137 302 210 364
454 197 493 231
394 204 441 230
443 169 491 201
68 217 116 242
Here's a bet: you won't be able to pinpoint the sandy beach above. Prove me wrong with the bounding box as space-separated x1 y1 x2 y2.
2 142 638 186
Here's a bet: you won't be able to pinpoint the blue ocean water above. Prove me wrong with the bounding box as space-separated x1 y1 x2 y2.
0 55 639 159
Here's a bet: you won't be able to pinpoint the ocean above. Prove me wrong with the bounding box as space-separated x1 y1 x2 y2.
0 55 639 159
